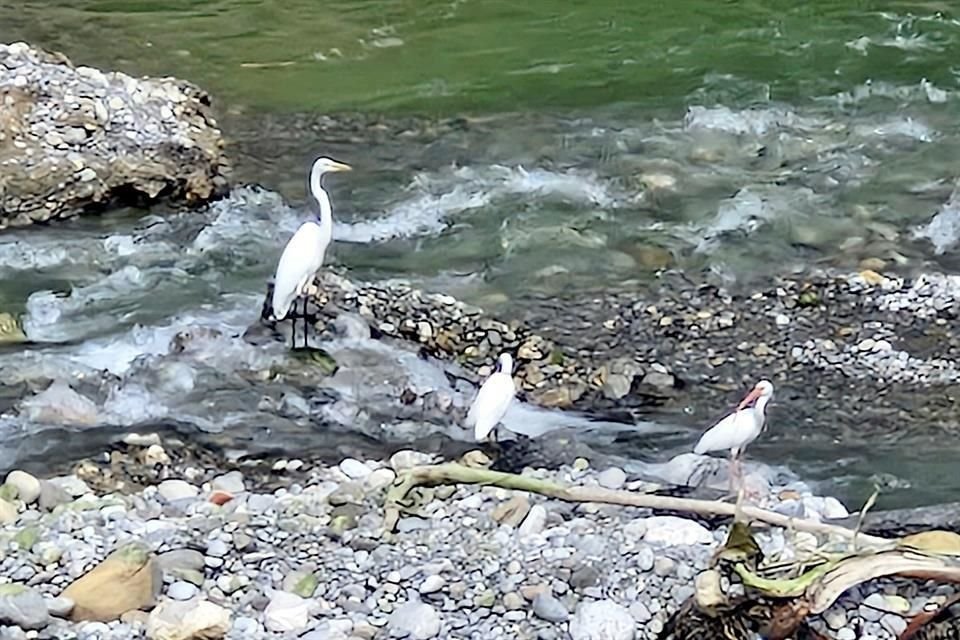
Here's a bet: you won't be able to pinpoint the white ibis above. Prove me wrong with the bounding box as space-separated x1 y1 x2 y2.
694 379 774 486
271 156 352 348
465 353 516 442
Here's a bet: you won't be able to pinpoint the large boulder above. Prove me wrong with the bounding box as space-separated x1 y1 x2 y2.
0 41 229 228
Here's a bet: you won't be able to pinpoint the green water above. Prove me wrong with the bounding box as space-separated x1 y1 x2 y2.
7 0 960 114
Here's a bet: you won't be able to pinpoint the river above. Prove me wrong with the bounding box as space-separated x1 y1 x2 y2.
2 1 960 510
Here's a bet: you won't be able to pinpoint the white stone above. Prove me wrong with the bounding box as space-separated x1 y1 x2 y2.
157 480 199 502
339 458 371 479
418 575 445 595
822 496 849 519
518 505 547 537
388 600 440 639
364 468 396 492
264 591 310 633
570 600 635 640
622 518 647 540
146 599 231 640
6 471 40 504
597 467 627 490
642 516 713 546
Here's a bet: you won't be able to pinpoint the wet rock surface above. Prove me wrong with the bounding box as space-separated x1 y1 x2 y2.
0 41 230 228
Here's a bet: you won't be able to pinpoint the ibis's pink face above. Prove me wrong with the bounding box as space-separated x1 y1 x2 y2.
737 382 769 410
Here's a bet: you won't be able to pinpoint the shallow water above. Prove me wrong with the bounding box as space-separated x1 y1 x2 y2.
3 1 960 509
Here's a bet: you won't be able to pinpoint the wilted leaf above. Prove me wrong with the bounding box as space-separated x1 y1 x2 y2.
716 520 763 568
899 531 960 556
807 550 960 614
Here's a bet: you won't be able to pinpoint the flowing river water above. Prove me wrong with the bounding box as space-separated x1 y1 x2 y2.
3 1 960 509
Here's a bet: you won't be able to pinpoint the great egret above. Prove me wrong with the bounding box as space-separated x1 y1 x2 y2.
466 353 516 442
694 379 774 488
271 156 352 348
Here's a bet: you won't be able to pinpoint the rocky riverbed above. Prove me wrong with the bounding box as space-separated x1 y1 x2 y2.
0 434 949 640
0 42 229 228
263 265 960 445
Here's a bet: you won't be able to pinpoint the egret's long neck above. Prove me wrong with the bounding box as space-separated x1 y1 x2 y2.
754 394 771 418
309 169 333 235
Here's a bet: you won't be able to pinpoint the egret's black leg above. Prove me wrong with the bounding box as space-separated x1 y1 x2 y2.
289 306 297 350
301 296 309 349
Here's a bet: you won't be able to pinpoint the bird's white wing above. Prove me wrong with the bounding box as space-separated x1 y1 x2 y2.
465 373 515 440
693 409 751 454
271 222 328 319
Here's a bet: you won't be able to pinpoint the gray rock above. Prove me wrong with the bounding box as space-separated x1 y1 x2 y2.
880 613 907 637
628 601 651 623
532 593 569 622
419 575 445 595
597 467 627 490
37 481 72 512
157 480 199 502
388 599 441 639
167 581 199 600
837 629 856 640
635 547 655 572
569 600 635 640
212 471 246 494
653 557 675 577
570 565 600 590
5 471 40 505
339 458 372 479
264 591 310 633
518 505 547 537
157 549 203 575
0 584 49 630
45 596 74 618
206 539 229 558
246 494 277 514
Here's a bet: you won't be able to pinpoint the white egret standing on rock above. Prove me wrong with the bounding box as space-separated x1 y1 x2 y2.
693 379 774 490
466 353 516 442
271 156 352 348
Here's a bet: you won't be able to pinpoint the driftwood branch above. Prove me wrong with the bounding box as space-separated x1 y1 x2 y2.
384 463 892 547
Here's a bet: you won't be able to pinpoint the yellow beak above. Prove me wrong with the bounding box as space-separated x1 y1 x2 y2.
329 160 352 172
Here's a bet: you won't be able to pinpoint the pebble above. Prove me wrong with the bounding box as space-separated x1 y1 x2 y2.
0 584 49 630
643 516 713 546
569 600 635 640
518 505 547 537
212 471 246 494
264 591 310 633
597 467 627 490
339 458 372 480
5 471 40 504
419 575 445 595
532 592 569 622
157 479 199 502
388 600 441 639
168 581 199 600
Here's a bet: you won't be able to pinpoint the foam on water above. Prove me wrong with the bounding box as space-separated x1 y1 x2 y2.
337 165 620 243
915 183 960 255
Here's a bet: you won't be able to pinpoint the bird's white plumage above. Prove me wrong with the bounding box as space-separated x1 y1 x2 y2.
694 380 773 456
466 353 516 441
270 157 350 322
272 220 330 319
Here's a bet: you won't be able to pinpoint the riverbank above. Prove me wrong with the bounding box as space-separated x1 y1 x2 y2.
0 433 945 640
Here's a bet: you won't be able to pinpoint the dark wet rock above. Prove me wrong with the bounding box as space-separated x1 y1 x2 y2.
0 41 229 228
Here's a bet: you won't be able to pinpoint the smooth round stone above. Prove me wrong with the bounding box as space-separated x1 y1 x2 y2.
419 575 445 595
212 471 246 494
167 581 198 600
532 593 568 622
339 458 372 480
206 539 229 558
597 467 627 490
157 480 199 502
6 471 41 504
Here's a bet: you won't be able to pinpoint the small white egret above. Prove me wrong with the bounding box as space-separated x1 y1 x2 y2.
271 156 352 348
693 379 774 487
466 353 516 442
